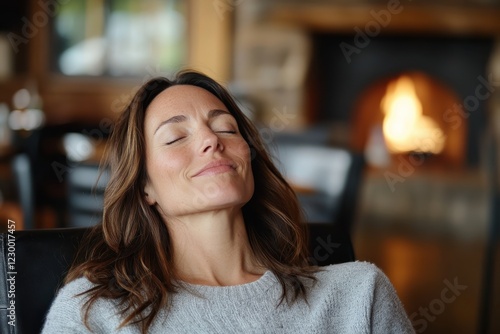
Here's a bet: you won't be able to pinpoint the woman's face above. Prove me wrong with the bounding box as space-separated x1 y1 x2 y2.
143 84 254 219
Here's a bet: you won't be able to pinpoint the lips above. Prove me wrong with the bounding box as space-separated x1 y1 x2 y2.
192 160 236 177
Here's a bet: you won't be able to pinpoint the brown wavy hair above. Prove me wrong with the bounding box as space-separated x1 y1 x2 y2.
66 70 317 333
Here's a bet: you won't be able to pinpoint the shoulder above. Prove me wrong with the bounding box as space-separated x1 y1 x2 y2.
59 276 96 297
48 277 96 311
309 261 415 333
42 277 117 333
314 261 387 288
307 261 399 312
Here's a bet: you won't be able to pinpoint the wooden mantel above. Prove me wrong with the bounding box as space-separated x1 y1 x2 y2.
264 3 500 37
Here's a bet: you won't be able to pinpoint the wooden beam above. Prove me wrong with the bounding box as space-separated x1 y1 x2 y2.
266 4 500 37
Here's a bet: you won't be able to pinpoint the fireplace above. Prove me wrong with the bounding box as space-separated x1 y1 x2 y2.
308 34 494 168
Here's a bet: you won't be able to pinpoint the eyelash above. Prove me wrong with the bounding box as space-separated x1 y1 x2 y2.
165 130 236 145
166 137 184 145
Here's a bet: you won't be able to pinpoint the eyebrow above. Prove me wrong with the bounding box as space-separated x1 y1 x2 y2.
208 108 231 118
154 109 232 135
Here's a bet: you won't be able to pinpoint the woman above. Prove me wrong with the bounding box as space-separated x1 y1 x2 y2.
43 71 414 333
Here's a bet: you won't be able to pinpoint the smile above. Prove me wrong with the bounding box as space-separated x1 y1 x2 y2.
193 160 236 177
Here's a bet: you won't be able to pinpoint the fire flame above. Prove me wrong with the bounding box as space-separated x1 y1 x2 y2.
381 76 445 154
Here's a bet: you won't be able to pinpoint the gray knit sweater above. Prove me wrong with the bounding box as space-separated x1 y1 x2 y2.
42 262 415 333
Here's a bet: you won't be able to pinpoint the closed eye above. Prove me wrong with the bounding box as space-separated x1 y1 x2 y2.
216 130 237 134
166 137 185 145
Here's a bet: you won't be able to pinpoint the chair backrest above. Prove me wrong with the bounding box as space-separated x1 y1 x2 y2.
307 221 355 266
11 154 35 230
10 124 111 229
271 141 365 233
67 162 108 227
0 228 87 334
0 223 354 334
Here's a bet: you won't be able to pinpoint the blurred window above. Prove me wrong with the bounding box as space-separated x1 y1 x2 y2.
51 0 186 76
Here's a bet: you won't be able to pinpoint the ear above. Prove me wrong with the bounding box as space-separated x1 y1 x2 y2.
143 181 157 206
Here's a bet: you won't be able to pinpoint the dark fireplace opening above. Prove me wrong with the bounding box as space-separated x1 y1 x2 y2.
308 34 494 167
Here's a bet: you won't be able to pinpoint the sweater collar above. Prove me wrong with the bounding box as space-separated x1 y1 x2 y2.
176 271 277 301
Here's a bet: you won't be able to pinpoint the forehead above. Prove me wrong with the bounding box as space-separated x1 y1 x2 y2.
146 84 227 119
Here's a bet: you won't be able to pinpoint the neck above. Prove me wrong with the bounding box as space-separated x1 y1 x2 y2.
166 209 264 286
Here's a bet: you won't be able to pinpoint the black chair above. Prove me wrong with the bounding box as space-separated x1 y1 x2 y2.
14 125 71 228
307 222 356 267
11 154 35 230
271 140 365 233
11 152 107 229
0 228 87 334
10 123 110 229
67 162 108 227
0 223 354 334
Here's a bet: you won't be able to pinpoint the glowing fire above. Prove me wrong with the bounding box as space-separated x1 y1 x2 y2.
381 76 445 154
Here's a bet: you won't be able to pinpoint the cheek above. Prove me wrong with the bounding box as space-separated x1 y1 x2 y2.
232 140 254 183
147 150 187 190
233 139 252 162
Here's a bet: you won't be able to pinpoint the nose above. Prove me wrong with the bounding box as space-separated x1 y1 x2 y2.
199 128 224 154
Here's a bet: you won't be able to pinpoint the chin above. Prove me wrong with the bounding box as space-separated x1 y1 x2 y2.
204 192 251 209
188 187 252 213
